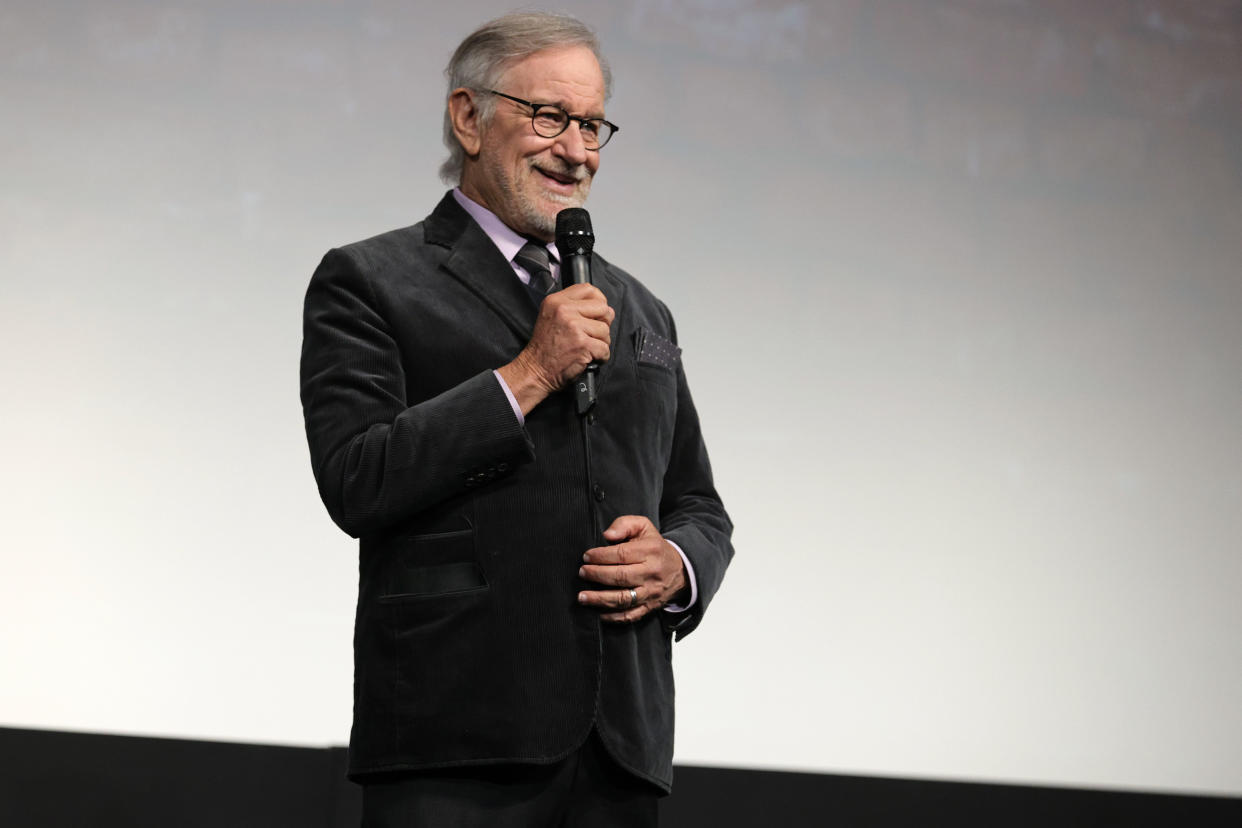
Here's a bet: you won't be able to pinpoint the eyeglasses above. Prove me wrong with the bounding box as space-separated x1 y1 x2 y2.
484 89 619 150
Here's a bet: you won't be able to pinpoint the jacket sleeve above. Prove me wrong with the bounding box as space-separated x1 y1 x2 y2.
656 329 734 641
299 247 534 538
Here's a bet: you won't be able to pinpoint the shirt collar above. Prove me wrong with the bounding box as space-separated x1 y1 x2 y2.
452 188 557 266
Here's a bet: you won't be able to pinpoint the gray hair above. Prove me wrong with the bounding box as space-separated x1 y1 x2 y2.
439 12 612 184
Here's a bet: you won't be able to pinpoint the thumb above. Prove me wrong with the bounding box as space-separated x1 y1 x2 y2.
602 515 654 542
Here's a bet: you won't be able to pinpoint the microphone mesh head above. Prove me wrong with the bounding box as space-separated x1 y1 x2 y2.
555 208 594 259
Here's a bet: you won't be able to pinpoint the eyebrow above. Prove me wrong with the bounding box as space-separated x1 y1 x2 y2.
539 96 605 120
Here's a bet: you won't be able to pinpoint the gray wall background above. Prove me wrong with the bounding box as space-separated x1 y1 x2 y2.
3 0 1241 798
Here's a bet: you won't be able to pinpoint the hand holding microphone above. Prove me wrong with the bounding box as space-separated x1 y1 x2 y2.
496 208 610 415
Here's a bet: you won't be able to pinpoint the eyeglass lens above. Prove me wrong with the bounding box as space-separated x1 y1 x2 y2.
532 106 612 148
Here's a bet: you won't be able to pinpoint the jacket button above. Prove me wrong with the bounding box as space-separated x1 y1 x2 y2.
593 485 606 502
497 462 509 473
586 412 596 425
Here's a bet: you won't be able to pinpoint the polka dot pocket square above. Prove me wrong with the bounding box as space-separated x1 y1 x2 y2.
634 327 682 371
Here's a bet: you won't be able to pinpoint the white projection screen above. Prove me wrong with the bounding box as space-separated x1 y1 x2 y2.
3 0 1241 799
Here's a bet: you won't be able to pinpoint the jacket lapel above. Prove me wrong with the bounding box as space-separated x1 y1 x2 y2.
424 192 537 340
422 192 629 393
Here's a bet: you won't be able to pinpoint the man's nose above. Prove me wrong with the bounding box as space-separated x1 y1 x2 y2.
552 120 591 166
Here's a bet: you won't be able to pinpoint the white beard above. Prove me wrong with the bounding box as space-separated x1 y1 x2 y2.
486 152 593 239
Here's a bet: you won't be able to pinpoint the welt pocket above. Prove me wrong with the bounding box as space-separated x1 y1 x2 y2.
380 523 483 601
636 361 677 389
410 528 473 542
379 561 487 602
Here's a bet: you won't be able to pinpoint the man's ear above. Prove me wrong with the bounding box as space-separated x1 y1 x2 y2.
448 88 483 157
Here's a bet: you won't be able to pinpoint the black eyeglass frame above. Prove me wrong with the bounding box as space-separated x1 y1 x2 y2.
483 89 619 149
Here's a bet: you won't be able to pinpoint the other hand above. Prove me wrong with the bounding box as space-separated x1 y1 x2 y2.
578 515 687 623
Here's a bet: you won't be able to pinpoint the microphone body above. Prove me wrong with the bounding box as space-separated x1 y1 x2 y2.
562 245 592 288
555 208 598 415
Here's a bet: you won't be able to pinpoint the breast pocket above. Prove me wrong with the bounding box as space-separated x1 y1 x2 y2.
627 327 681 460
634 327 682 375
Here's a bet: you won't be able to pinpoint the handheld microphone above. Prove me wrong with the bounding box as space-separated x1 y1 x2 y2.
556 207 594 287
555 208 598 415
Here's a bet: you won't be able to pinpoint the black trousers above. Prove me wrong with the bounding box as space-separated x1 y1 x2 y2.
360 730 659 827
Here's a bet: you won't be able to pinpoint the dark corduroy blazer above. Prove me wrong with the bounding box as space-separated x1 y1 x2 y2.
300 192 733 791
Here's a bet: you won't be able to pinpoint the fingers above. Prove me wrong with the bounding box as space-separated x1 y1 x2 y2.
578 585 652 624
579 319 612 352
578 516 679 623
498 287 615 412
601 514 655 543
525 288 614 388
579 561 639 586
582 541 639 566
552 284 615 322
578 556 651 620
537 293 613 337
587 516 660 565
579 584 642 608
540 289 614 335
543 317 609 366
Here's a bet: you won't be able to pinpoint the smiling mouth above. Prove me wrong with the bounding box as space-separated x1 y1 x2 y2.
534 165 581 188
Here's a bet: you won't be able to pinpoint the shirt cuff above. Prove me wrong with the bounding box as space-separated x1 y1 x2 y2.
662 540 698 613
492 370 524 426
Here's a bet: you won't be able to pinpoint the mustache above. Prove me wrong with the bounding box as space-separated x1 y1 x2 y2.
530 159 590 182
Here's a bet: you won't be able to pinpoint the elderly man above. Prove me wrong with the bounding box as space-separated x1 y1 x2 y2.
300 12 733 826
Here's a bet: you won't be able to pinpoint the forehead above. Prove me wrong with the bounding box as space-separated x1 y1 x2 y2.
500 45 605 113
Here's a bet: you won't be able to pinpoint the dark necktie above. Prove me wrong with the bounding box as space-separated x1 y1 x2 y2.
514 241 557 306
